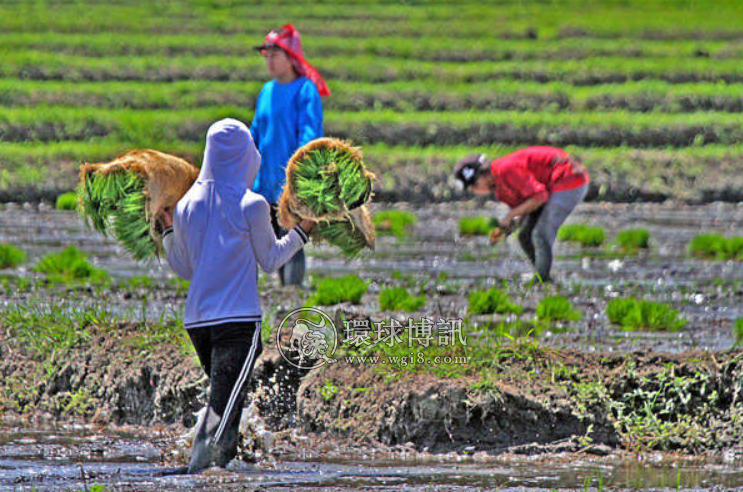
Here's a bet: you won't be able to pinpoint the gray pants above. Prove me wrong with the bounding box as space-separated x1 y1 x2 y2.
517 183 588 282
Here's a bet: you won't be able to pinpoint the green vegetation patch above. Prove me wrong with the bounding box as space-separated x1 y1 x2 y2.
468 287 523 315
0 244 26 269
606 297 686 332
536 295 581 322
458 217 499 236
80 169 154 260
34 246 108 284
373 210 417 237
311 274 368 305
688 233 743 260
55 191 78 211
557 223 605 247
379 286 426 312
616 228 650 253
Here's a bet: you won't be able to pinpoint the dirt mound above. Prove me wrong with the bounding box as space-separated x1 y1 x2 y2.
297 349 743 454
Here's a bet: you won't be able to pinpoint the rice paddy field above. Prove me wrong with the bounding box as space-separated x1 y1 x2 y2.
4 0 743 491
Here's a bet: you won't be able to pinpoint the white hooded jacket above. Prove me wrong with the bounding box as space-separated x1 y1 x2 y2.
163 118 308 329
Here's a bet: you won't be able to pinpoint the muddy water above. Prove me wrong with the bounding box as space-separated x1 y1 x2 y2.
3 424 743 491
3 201 743 491
1 201 743 353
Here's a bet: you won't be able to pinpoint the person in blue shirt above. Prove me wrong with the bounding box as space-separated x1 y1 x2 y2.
251 24 329 286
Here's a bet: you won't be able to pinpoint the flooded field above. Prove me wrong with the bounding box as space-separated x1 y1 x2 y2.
2 200 743 491
1 200 742 353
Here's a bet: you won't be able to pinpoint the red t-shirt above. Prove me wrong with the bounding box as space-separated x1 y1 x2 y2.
489 146 589 208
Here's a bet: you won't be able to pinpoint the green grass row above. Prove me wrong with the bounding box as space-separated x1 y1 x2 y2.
6 79 743 113
3 32 740 60
3 106 743 145
6 51 743 84
4 140 743 196
2 0 742 39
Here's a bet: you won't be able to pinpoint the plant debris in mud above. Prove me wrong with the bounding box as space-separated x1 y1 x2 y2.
373 210 417 237
379 286 426 312
557 223 606 247
606 297 687 332
468 287 523 315
688 233 743 260
310 274 368 305
0 244 26 269
34 246 108 284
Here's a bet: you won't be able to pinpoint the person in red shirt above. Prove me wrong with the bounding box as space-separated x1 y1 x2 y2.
454 146 590 283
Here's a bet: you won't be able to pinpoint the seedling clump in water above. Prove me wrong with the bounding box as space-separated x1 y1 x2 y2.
557 223 605 247
606 297 686 332
536 295 581 322
0 244 26 269
688 233 743 260
34 246 108 284
458 217 499 236
616 228 650 253
468 287 523 315
373 210 417 237
310 274 368 305
55 192 78 211
379 287 426 312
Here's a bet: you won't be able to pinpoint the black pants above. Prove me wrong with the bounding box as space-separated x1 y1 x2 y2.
269 204 306 286
186 321 263 472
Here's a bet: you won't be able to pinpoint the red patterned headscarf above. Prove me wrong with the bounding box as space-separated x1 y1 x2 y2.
256 24 330 97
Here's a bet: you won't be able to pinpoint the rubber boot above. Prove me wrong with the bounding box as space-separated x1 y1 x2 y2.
280 248 306 286
188 345 253 473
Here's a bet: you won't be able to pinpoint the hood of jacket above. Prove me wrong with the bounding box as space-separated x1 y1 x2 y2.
198 118 260 188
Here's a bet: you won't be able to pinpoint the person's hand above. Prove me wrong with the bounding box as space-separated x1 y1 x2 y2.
490 228 505 245
501 215 513 229
157 207 173 229
299 218 315 233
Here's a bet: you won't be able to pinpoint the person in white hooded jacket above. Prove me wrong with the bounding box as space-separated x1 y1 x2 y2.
159 118 314 473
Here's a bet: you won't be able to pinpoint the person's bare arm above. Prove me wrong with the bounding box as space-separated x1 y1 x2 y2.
503 194 548 226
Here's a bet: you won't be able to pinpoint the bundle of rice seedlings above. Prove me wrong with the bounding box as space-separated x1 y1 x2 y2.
279 138 376 257
79 149 199 260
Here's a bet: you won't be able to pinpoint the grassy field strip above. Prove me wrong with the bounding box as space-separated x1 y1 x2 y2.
6 51 743 84
1 139 739 193
2 105 743 144
2 32 738 60
2 0 743 38
4 79 743 113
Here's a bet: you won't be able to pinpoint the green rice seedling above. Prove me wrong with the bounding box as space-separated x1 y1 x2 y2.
459 217 494 236
606 297 686 332
688 233 743 260
557 223 605 247
0 244 26 269
733 317 743 347
310 274 368 305
536 295 581 322
616 228 650 253
468 287 523 315
688 233 725 259
34 246 108 284
379 286 426 312
373 210 417 237
80 169 155 260
315 220 369 257
281 138 375 256
55 192 78 211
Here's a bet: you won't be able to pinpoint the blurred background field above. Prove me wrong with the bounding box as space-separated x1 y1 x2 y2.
3 0 743 203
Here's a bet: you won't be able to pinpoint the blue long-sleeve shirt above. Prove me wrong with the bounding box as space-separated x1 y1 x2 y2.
249 76 324 204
